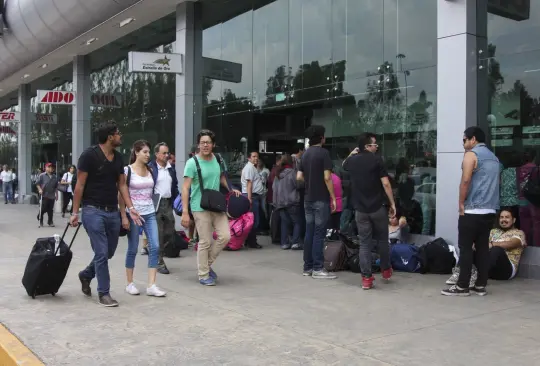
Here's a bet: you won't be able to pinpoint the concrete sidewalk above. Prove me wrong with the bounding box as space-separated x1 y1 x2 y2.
1 204 540 365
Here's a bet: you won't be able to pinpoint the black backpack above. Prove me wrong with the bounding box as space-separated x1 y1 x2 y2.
418 238 456 275
523 166 540 207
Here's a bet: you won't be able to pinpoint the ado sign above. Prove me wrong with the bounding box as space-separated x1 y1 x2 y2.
37 90 76 105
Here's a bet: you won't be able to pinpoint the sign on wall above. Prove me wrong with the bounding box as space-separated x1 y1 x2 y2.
128 52 183 74
91 93 122 108
202 57 242 83
0 112 58 124
0 111 20 123
37 90 76 105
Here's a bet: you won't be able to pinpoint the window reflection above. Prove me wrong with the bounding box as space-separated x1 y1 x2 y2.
201 0 438 235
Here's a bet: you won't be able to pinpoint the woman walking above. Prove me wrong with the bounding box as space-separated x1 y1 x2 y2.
60 165 76 217
120 140 166 297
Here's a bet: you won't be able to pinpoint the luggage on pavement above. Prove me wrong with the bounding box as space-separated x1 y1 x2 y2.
390 243 422 273
226 212 254 251
323 240 347 272
270 208 281 244
22 223 81 299
163 232 189 258
418 238 456 274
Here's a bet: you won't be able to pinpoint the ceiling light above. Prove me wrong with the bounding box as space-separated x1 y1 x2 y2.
41 63 48 69
119 17 135 27
86 38 98 45
22 74 30 79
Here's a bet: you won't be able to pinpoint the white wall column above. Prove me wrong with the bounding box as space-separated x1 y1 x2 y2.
17 84 32 201
436 0 487 245
72 55 92 164
175 0 203 183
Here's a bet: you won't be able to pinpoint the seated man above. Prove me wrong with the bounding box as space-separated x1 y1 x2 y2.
487 209 526 280
446 208 526 286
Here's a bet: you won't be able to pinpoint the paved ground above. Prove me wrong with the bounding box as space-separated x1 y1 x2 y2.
2 204 540 365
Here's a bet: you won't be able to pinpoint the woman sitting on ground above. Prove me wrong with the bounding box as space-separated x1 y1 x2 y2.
388 211 409 244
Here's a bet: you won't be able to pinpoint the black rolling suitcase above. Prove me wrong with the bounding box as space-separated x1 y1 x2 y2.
22 223 81 299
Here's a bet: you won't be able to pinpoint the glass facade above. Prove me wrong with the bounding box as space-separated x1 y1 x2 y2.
202 0 437 235
481 0 540 246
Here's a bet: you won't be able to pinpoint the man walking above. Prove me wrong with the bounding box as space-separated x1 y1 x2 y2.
343 133 396 290
70 122 143 307
147 142 179 274
181 129 240 286
241 151 264 249
297 125 337 279
1 164 15 204
36 163 58 227
442 126 500 296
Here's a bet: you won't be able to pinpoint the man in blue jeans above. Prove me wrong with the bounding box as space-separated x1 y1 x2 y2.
297 125 337 279
70 122 143 307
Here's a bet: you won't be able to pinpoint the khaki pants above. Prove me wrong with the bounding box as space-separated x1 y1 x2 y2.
192 210 230 279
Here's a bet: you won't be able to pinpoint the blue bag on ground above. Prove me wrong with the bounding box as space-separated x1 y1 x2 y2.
390 243 422 273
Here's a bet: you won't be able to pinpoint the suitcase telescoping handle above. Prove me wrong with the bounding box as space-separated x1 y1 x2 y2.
54 223 82 255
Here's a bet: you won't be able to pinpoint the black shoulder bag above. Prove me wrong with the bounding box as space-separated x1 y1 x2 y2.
193 155 227 212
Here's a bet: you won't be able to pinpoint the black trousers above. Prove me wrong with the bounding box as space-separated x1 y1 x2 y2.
487 246 513 280
457 213 496 288
40 197 55 224
62 192 73 214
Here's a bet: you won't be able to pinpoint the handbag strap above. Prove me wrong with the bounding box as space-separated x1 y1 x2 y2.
192 156 205 190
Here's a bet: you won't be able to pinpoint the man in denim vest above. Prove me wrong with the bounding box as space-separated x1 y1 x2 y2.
442 127 500 297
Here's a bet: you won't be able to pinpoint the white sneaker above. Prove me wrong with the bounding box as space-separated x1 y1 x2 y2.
125 282 140 295
146 284 167 297
446 267 459 285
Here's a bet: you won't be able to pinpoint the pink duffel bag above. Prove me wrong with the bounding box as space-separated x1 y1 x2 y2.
210 212 254 251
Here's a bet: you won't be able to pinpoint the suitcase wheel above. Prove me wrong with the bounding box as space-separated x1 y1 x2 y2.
32 293 36 299
51 292 56 296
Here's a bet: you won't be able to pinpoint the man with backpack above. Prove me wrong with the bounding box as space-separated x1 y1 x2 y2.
145 142 179 274
441 127 500 297
70 122 143 307
342 133 396 290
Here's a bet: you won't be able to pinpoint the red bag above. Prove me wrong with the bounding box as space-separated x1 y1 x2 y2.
210 212 255 251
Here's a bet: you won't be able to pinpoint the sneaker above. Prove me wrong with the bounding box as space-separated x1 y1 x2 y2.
78 273 92 297
441 285 470 297
48 223 55 227
470 267 478 288
446 267 460 285
98 294 119 307
312 269 337 279
209 268 218 280
291 243 303 250
199 277 216 286
470 286 487 296
445 267 478 288
158 265 170 275
302 269 313 277
125 283 140 296
147 284 167 297
281 244 291 250
382 268 393 281
362 276 375 290
140 247 149 255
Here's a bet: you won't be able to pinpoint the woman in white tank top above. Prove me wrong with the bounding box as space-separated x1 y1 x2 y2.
119 140 166 298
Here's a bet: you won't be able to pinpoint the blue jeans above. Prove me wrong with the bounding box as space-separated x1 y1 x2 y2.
244 193 263 246
280 206 301 245
80 206 121 296
126 212 159 269
3 181 13 203
304 201 330 271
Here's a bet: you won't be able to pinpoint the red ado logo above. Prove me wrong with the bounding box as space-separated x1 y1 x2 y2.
37 90 76 105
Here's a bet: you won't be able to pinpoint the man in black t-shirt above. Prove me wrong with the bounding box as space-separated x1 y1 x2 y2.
343 132 396 290
297 125 337 279
70 122 142 308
